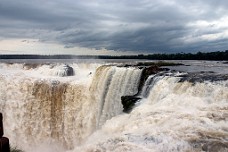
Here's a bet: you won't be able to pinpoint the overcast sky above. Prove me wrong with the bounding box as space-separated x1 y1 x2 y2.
0 0 228 55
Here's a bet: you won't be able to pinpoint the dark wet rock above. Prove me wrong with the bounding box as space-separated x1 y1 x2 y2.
121 66 162 113
121 67 228 113
119 61 183 69
0 137 10 152
121 96 141 113
159 68 170 71
0 113 10 152
178 72 228 83
137 65 161 93
121 65 168 113
56 64 74 77
202 141 228 152
0 113 3 137
122 64 131 67
136 61 184 67
63 65 74 76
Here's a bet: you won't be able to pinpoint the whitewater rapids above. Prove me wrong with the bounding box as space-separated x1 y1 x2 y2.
0 63 227 152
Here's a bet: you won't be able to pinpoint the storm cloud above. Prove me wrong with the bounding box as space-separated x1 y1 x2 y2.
0 0 228 53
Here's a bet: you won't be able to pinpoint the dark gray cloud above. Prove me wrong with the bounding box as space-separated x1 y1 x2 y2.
0 0 228 53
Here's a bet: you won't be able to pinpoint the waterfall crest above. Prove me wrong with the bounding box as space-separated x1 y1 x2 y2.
0 63 228 152
73 73 228 152
89 65 142 127
0 63 142 151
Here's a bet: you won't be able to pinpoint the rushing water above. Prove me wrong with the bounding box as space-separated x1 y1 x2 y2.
0 61 227 152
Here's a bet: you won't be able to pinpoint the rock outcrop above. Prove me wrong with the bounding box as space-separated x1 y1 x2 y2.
0 113 10 152
137 65 161 92
121 96 141 113
121 65 165 113
179 72 228 83
56 64 74 77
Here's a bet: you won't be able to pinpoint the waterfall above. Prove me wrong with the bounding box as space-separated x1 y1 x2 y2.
73 73 228 152
147 75 228 105
89 65 142 127
139 75 164 98
0 63 228 152
0 63 142 151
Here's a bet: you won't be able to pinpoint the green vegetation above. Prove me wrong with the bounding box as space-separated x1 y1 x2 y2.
134 50 228 60
0 50 227 60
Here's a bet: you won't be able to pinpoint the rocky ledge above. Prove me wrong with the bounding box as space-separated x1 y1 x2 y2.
0 113 10 152
121 64 228 113
121 65 167 113
178 71 228 83
121 96 141 113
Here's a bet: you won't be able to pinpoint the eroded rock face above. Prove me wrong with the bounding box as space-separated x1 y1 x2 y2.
121 96 141 113
121 65 163 113
137 65 161 93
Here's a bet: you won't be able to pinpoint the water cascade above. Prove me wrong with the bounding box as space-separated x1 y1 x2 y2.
74 74 228 152
0 63 142 151
0 63 227 152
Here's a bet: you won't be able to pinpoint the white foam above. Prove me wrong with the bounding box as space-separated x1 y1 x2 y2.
1 63 227 152
0 63 143 152
70 76 228 152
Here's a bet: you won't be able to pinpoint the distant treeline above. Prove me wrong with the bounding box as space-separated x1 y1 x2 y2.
101 50 228 60
0 50 228 60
